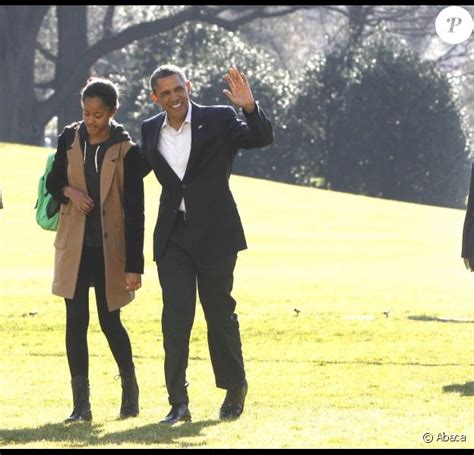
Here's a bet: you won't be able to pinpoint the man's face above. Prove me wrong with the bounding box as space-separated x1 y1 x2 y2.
151 74 191 120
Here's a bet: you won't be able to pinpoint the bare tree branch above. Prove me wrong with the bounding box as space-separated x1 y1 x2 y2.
371 6 420 22
436 44 468 63
36 41 56 62
102 5 115 39
321 5 436 39
389 29 437 37
37 5 310 122
199 5 309 31
320 5 352 20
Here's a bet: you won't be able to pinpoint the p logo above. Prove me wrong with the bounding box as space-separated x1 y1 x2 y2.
435 6 473 44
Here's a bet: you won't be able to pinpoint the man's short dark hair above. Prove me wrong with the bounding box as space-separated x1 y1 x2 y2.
150 64 187 92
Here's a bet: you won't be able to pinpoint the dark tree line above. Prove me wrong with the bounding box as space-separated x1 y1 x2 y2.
0 6 471 208
107 23 470 208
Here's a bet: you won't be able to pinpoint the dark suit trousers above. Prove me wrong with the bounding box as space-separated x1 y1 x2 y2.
157 213 246 405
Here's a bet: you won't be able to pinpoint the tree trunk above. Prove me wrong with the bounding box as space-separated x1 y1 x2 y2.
0 6 49 145
55 6 89 133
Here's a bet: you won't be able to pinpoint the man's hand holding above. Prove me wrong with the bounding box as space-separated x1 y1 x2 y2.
125 273 142 292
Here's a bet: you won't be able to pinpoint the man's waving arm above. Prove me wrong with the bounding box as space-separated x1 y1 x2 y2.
222 66 273 149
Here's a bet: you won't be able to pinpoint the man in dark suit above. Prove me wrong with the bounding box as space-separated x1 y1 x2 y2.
140 64 273 424
462 162 474 270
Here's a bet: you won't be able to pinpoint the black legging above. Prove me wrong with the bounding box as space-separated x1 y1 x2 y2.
65 246 134 378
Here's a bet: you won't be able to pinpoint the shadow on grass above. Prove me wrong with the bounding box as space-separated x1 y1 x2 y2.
443 381 474 397
408 315 474 324
0 419 221 447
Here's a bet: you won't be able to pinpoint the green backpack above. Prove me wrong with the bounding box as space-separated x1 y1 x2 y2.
35 153 60 231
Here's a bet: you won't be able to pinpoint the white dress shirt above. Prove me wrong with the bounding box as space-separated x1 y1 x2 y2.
158 103 192 213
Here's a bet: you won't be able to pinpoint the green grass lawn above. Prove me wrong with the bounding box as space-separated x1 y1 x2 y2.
0 142 473 448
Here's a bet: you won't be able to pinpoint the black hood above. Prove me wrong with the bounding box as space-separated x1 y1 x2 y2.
78 120 132 148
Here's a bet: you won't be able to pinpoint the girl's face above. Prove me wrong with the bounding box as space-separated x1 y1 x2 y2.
82 96 116 139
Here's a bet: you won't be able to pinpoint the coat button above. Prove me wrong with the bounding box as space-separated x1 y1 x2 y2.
182 184 186 189
104 233 108 239
102 210 105 216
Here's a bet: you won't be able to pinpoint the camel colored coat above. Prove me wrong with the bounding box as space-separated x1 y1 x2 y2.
52 131 134 311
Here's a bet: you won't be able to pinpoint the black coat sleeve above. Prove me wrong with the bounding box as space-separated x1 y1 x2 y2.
461 162 474 258
45 132 70 204
124 145 145 273
139 124 154 178
224 102 274 150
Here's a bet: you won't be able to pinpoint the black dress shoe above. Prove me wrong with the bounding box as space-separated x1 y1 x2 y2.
219 380 248 420
160 404 192 425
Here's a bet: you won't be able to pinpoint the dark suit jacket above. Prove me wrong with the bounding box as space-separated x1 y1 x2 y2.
462 162 474 259
140 100 273 260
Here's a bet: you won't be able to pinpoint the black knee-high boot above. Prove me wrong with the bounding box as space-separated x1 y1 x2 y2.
64 376 92 423
119 364 139 419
